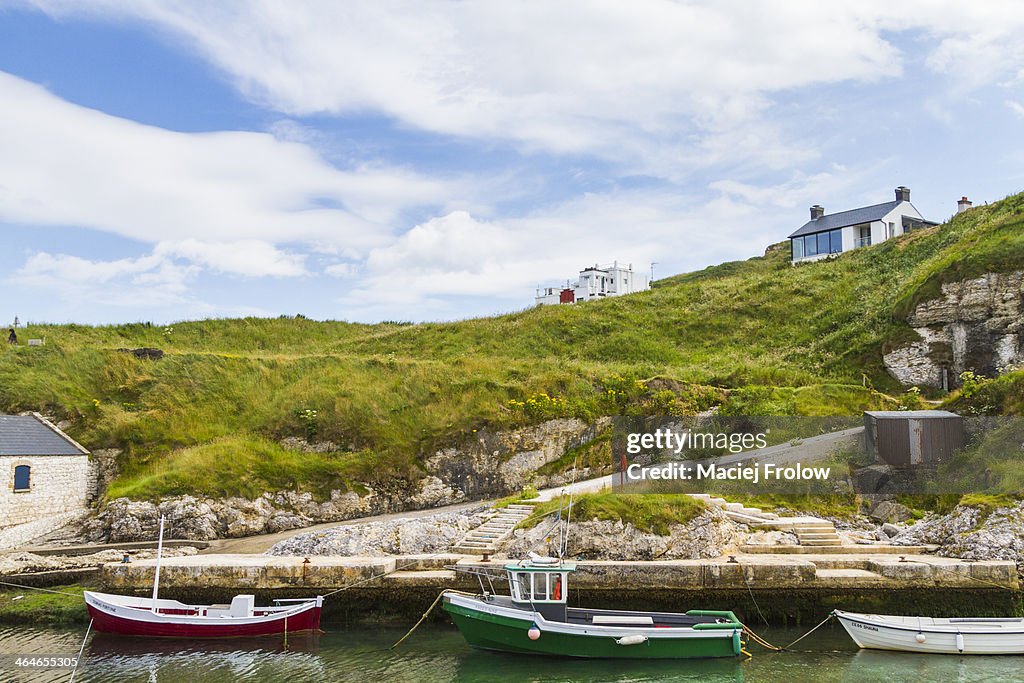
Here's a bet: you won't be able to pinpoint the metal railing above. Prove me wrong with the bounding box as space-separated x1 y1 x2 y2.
855 236 872 248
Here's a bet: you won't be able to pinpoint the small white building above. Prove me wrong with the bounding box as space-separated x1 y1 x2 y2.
1 413 94 548
536 262 649 306
789 186 938 264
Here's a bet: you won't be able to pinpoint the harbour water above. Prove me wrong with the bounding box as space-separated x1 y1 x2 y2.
3 622 1024 683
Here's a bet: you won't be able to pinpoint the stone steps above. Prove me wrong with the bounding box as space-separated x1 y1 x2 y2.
453 502 537 555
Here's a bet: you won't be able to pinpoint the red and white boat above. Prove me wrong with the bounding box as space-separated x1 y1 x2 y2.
84 591 323 638
85 516 323 638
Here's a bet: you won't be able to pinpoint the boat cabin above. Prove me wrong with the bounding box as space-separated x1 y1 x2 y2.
505 558 576 621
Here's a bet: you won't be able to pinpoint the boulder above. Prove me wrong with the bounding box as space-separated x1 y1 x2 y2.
853 465 893 494
869 500 913 524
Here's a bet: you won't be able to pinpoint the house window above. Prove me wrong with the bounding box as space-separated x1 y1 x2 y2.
13 465 30 492
856 225 872 248
795 229 841 259
830 230 842 254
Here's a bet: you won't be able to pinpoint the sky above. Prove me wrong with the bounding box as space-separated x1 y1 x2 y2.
1 1 1024 325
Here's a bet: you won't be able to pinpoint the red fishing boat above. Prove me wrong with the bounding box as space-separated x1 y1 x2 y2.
84 591 322 637
84 516 323 638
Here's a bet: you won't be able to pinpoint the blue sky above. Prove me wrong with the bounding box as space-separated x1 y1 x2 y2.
2 2 1023 325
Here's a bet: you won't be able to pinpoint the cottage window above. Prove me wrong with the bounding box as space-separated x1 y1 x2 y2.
829 230 842 254
13 465 30 492
791 238 804 260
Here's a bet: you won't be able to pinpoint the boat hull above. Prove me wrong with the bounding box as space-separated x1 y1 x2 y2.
443 594 739 659
835 610 1024 655
85 592 321 638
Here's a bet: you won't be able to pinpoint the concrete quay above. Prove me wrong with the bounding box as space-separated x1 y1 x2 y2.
100 552 1018 593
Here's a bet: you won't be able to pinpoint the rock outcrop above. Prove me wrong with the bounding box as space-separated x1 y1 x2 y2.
501 508 743 561
894 502 1024 575
268 507 491 556
425 418 609 499
86 490 398 542
85 417 604 542
884 271 1024 388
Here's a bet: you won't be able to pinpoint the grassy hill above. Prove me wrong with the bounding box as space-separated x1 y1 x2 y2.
2 191 1022 501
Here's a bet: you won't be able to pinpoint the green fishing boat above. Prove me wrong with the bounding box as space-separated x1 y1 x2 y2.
443 555 744 659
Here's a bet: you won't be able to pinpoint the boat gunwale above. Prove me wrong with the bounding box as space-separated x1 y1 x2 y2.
85 591 321 626
834 610 1024 636
444 592 738 639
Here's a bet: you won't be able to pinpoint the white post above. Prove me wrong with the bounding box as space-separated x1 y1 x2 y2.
151 515 165 613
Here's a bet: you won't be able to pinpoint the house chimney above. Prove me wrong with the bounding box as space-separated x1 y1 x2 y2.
810 205 825 220
895 186 911 202
957 196 973 213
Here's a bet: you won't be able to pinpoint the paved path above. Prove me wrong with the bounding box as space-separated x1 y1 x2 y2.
202 500 486 555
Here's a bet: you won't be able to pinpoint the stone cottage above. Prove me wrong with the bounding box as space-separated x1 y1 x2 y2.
0 413 93 545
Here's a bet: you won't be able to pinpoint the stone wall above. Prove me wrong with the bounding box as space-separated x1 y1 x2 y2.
0 454 93 529
884 271 1024 387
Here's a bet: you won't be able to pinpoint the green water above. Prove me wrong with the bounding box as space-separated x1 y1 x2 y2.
2 622 1024 683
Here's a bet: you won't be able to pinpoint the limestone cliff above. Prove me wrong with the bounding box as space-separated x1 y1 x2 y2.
884 271 1024 388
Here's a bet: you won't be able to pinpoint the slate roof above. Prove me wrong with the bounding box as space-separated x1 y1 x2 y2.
788 200 902 238
0 414 89 456
864 410 960 419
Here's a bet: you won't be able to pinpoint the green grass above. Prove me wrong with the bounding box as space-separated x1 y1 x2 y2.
523 493 706 535
0 585 88 624
1 192 1023 500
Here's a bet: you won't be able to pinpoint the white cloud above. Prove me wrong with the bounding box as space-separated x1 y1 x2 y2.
1007 100 1024 119
155 239 307 277
0 71 454 252
14 251 196 308
19 1 1024 171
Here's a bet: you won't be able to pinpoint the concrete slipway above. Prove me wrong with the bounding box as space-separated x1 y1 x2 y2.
98 552 1020 623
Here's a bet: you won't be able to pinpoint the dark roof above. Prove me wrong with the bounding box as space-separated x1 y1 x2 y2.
0 414 89 456
902 215 939 228
864 410 960 419
789 200 902 238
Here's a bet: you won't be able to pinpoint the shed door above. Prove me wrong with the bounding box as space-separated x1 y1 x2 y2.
13 465 30 491
908 420 924 465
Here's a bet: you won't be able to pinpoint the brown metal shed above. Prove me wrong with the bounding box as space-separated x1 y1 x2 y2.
863 411 965 467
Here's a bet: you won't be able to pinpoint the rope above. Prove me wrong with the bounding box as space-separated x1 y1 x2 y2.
783 612 835 649
320 552 455 599
741 624 783 652
67 618 93 683
0 580 83 597
390 589 478 650
736 561 770 627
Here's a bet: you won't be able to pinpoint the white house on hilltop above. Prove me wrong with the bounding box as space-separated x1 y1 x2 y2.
536 261 649 306
789 186 938 264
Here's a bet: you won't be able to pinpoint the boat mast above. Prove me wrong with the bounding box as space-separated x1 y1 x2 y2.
151 515 165 612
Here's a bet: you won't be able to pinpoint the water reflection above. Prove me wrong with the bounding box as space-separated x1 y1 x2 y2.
3 623 1024 682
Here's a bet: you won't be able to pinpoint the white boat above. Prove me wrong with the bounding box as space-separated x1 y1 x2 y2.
834 609 1024 655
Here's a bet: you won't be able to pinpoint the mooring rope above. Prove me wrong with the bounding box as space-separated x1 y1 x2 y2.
320 551 456 599
736 560 770 627
741 623 783 652
390 589 478 650
66 617 93 683
782 612 835 649
739 612 837 653
0 580 83 597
